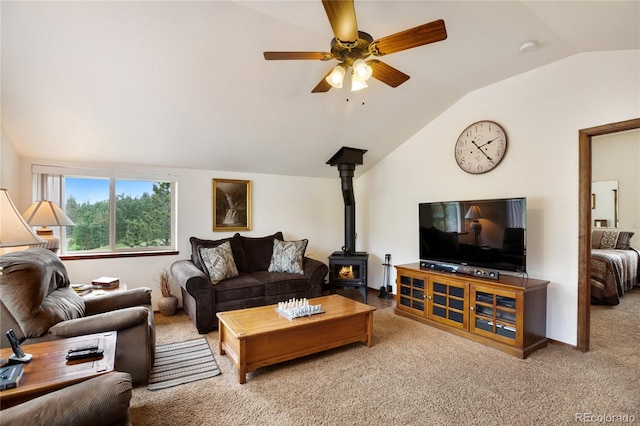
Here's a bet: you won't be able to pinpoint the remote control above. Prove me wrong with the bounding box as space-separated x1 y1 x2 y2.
66 349 104 361
68 344 100 354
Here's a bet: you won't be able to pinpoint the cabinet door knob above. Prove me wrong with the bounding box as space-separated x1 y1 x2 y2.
470 306 475 311
428 296 432 300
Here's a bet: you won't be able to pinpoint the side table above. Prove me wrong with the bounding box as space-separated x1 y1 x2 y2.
81 282 128 299
0 332 117 409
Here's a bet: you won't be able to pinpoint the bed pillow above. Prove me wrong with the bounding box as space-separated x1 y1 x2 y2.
598 231 619 249
268 239 308 274
198 242 239 285
615 231 635 250
591 230 604 249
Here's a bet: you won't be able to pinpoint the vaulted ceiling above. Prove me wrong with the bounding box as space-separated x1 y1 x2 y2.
2 1 638 178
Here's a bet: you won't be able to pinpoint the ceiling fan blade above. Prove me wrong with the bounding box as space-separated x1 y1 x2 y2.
311 69 333 93
371 19 447 56
368 60 410 88
264 52 333 61
322 0 358 44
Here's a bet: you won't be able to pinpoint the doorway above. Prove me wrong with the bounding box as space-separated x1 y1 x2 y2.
577 117 640 352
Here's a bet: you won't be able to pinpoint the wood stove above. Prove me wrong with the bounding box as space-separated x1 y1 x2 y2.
328 251 369 303
327 147 369 303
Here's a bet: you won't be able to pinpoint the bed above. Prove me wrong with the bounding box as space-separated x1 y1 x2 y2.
591 230 639 305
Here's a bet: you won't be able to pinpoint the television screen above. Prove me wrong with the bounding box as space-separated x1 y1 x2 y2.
419 197 526 273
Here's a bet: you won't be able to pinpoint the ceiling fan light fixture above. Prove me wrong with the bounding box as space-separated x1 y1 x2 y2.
352 59 372 82
350 78 368 92
326 65 347 88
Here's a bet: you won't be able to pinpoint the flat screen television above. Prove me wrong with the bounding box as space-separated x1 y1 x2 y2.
419 197 526 273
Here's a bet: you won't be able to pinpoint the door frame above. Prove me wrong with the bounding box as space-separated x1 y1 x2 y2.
577 117 640 352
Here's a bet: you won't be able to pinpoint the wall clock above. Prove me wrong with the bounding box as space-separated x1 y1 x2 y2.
455 120 508 174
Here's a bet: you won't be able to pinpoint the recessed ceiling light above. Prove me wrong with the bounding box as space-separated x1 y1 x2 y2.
519 40 538 53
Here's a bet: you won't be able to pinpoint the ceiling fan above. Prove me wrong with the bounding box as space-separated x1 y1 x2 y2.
263 0 447 93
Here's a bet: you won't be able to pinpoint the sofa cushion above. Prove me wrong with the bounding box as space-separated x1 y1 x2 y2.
240 232 284 272
0 248 85 338
268 239 308 274
190 234 248 273
251 271 312 296
213 274 265 303
198 242 239 285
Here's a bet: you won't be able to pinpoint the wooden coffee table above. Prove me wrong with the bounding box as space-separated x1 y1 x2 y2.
0 332 117 409
217 294 375 384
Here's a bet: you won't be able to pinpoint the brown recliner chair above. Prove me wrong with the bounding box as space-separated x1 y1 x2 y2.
1 371 133 426
0 248 155 384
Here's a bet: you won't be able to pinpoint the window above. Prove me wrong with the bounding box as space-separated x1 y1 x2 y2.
432 202 464 233
33 165 177 256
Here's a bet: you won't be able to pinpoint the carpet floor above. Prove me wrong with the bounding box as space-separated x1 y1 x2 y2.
131 289 639 425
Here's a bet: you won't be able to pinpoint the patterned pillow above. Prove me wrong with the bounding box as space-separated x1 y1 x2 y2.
615 231 635 249
198 242 239 285
268 239 308 274
599 231 619 249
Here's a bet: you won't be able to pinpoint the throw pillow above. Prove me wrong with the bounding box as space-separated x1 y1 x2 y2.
198 242 239 285
615 231 635 249
599 231 619 249
241 232 284 272
189 234 248 273
268 239 308 274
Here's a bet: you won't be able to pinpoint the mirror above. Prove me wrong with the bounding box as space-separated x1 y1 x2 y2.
591 180 618 228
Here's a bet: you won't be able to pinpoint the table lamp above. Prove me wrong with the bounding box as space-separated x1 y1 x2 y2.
0 188 45 254
465 204 483 246
22 200 75 253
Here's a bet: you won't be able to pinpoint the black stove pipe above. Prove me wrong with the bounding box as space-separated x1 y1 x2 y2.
338 163 356 255
327 147 367 256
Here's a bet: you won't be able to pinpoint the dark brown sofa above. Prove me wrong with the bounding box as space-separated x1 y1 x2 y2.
171 232 328 333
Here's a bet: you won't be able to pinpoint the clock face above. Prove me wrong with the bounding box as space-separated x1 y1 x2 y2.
455 120 508 174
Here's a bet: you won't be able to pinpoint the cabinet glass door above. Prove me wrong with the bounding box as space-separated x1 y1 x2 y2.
470 286 520 345
428 277 468 330
398 273 426 315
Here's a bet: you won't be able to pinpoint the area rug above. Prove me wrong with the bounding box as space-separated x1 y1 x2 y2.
147 337 221 391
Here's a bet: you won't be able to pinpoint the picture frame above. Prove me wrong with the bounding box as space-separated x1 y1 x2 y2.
212 179 252 231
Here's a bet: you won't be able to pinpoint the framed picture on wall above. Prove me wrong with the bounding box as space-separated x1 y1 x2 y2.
212 178 252 231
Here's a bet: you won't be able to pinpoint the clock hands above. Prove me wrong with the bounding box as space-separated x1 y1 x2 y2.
471 140 493 162
477 136 500 148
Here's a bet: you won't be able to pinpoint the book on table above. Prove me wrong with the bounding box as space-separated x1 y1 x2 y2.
71 284 93 295
91 277 120 289
0 363 24 391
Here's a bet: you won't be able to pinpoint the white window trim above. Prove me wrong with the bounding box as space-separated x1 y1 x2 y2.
32 164 178 256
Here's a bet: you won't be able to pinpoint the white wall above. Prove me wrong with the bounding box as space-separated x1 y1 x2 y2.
1 127 22 200
357 50 640 346
592 129 640 247
10 157 343 310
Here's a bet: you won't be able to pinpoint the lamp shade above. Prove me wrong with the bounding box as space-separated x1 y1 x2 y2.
350 78 368 92
352 59 372 82
326 64 346 89
22 200 75 227
464 205 482 220
0 188 46 248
